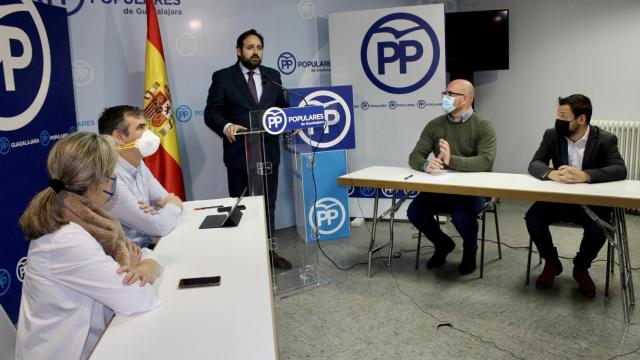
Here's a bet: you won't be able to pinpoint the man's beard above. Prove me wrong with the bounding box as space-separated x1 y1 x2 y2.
239 55 261 70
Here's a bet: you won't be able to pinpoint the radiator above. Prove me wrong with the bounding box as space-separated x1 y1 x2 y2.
592 119 640 213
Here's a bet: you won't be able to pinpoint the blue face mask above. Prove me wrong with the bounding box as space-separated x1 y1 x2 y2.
441 95 456 113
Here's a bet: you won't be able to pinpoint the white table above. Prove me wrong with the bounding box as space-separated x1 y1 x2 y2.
338 166 640 324
91 196 277 360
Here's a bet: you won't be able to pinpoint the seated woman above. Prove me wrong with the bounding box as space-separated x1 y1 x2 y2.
16 132 162 360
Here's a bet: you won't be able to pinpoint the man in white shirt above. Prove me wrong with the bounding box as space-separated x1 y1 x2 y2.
526 94 627 297
98 105 183 248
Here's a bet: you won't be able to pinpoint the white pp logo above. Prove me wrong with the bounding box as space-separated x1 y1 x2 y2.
262 107 287 135
308 197 346 235
0 0 51 131
297 90 351 149
16 257 27 283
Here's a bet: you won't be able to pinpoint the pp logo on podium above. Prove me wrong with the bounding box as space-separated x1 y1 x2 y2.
360 12 440 94
308 197 346 235
262 107 287 135
0 0 51 131
297 90 352 150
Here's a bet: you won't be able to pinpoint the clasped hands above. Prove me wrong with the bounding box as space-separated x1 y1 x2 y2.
547 165 591 183
117 242 160 287
425 138 451 174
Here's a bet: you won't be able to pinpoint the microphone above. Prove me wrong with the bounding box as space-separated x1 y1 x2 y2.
262 73 309 106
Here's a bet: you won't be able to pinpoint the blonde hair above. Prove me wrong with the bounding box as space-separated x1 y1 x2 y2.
19 132 117 239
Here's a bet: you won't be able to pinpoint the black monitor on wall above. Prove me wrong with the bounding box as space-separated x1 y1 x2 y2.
445 9 509 78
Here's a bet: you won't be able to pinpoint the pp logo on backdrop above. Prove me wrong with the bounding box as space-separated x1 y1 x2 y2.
0 0 51 131
0 269 10 296
308 197 346 235
175 105 192 122
34 0 84 16
278 52 296 75
360 12 440 94
16 257 27 283
262 107 287 135
297 90 351 149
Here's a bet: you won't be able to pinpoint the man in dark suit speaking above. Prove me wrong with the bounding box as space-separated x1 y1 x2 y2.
204 29 291 269
526 94 627 297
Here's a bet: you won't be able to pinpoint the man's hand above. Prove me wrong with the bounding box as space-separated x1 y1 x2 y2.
117 259 162 287
224 123 248 143
548 165 591 183
138 200 158 215
425 158 445 174
155 193 183 209
438 138 451 166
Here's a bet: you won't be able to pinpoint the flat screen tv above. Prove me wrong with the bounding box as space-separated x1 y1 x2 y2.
445 9 509 73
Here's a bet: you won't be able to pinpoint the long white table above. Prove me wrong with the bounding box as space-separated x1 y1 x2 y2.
338 166 640 324
91 196 277 360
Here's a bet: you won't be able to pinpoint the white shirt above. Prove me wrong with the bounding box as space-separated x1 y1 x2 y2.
107 157 182 247
15 223 161 360
567 125 590 170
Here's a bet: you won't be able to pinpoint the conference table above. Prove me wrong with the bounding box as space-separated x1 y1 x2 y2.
91 196 277 360
338 166 640 324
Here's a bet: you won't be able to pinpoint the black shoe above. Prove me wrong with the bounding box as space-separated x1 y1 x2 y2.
459 252 477 275
426 238 455 269
272 252 292 270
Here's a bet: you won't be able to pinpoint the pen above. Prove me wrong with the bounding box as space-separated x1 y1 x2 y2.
194 205 222 211
404 174 414 180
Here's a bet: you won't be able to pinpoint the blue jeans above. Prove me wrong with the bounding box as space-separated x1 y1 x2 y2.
407 192 486 253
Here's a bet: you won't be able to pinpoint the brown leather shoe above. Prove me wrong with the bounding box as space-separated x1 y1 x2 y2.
573 269 596 298
536 259 563 289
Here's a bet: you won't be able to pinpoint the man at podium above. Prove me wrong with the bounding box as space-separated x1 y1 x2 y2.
204 29 291 270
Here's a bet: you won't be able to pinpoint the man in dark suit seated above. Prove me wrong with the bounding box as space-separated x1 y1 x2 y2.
526 94 627 297
204 29 291 270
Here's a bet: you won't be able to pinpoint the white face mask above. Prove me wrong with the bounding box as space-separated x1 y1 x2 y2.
120 129 160 157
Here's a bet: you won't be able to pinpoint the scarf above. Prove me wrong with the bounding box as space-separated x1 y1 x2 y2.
58 191 138 267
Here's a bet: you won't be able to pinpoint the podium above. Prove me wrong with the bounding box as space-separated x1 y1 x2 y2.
245 106 327 297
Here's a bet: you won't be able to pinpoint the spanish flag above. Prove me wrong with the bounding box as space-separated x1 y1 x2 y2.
143 0 186 200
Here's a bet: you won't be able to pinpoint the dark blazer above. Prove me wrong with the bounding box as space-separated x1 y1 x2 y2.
204 63 289 169
528 125 627 183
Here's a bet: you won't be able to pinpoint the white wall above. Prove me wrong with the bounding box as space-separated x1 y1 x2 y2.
458 0 640 173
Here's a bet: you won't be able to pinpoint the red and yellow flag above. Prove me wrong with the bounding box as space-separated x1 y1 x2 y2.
143 0 186 200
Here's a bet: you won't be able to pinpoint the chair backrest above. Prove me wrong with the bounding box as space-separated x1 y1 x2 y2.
0 304 16 360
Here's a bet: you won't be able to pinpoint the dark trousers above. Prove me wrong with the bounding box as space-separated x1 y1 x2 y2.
525 201 612 271
227 166 279 237
407 192 486 253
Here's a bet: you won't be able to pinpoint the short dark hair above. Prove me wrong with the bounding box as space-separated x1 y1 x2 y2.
236 29 263 49
98 105 144 136
558 94 592 124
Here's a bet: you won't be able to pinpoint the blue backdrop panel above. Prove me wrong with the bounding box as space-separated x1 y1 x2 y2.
0 1 76 322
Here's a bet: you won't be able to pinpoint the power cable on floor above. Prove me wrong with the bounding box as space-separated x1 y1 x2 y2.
608 345 640 360
388 268 526 360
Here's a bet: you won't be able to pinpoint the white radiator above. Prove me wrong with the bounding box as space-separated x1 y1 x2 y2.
592 119 640 213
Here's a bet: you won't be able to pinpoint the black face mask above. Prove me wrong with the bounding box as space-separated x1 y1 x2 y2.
555 118 574 137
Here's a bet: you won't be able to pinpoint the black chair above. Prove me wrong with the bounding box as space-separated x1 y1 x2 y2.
415 198 501 278
525 222 614 298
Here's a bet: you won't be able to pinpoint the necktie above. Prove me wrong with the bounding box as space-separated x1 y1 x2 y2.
247 71 259 104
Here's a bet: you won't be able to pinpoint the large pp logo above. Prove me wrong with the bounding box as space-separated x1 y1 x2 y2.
0 0 51 131
0 269 10 296
360 12 440 94
34 0 84 16
262 107 287 135
308 197 346 235
16 257 27 283
297 90 351 149
175 105 192 122
278 52 296 75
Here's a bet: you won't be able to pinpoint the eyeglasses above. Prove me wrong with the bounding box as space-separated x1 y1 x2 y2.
442 91 465 98
103 176 117 197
